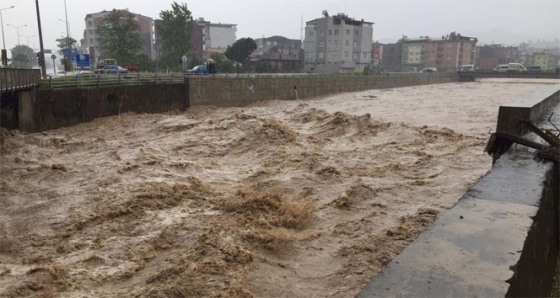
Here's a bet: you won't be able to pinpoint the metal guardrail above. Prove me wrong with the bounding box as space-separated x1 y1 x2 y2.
0 68 41 92
39 72 185 89
37 71 462 89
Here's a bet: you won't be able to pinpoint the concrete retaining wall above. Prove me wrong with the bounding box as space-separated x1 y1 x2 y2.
188 73 458 107
496 84 560 135
18 84 187 132
357 84 560 297
13 74 457 132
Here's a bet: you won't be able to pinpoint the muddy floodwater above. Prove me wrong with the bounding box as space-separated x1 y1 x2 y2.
0 78 557 297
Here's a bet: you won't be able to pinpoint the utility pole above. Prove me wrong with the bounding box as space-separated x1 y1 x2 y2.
0 6 15 66
35 0 47 77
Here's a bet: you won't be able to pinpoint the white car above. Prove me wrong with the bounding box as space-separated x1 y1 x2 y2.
420 67 437 73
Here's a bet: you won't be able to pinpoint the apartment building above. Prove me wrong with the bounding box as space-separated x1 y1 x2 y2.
249 36 303 72
379 42 402 71
154 18 236 63
475 45 519 70
371 42 383 66
522 50 560 71
400 32 477 71
304 11 374 73
195 18 236 58
81 9 155 62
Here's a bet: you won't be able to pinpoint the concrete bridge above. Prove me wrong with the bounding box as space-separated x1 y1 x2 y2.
0 68 41 93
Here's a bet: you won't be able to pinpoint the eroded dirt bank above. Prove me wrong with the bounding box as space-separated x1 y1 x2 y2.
0 79 557 297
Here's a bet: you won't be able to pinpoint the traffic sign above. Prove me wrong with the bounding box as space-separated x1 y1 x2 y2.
76 54 90 67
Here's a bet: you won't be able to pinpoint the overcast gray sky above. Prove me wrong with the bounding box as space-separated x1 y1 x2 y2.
1 0 559 52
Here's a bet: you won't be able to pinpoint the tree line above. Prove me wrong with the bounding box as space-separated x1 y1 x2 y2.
8 2 262 73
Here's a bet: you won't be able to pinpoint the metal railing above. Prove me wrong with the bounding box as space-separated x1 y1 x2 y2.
37 71 458 89
0 68 41 92
39 72 185 89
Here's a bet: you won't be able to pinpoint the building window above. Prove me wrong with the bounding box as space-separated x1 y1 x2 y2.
319 52 324 58
346 29 350 35
355 30 359 36
345 40 350 46
354 52 359 59
321 30 325 36
309 31 314 36
329 29 332 35
334 29 339 35
344 51 349 58
334 40 339 46
354 41 358 48
87 20 93 27
306 53 312 59
328 40 332 47
319 42 324 48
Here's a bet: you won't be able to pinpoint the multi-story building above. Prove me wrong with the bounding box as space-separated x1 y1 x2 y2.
371 42 383 66
81 9 155 63
155 18 236 62
399 32 477 71
524 51 560 71
379 42 402 71
475 45 519 70
304 11 374 73
195 18 237 58
401 38 427 69
250 36 303 72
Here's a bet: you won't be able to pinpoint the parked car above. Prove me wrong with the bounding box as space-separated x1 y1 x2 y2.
94 65 128 74
526 66 542 73
493 64 510 72
457 65 475 73
419 67 437 73
185 64 210 75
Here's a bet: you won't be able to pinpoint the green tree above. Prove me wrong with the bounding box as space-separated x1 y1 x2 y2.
224 38 257 73
96 9 142 64
56 36 77 52
209 52 234 73
56 36 77 71
10 45 35 69
158 2 193 71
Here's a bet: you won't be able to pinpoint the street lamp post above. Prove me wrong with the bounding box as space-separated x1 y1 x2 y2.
0 5 15 67
21 35 35 46
7 23 27 45
35 0 47 78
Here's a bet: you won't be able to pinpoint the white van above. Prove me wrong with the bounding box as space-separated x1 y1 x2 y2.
507 63 527 73
493 64 509 72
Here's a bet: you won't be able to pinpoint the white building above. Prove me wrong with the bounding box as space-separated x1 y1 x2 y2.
304 11 374 73
196 18 237 58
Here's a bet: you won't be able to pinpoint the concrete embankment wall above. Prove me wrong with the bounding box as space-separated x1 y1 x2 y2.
188 73 457 107
357 85 560 297
18 83 187 132
12 73 457 132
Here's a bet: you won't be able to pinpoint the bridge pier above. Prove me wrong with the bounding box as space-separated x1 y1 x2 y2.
18 89 36 132
0 91 19 130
